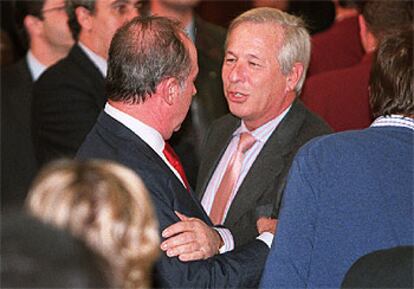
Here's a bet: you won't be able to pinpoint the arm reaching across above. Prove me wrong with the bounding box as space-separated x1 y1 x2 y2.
161 211 223 261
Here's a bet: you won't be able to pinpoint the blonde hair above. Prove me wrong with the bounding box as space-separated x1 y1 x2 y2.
26 159 159 289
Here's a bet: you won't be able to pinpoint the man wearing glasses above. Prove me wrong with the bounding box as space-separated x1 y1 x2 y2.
32 0 144 166
1 0 74 208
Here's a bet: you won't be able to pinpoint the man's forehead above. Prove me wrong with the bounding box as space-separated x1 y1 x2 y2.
226 22 283 50
43 0 65 9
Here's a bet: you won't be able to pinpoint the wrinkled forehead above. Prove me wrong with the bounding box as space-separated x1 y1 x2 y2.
43 0 66 9
225 21 284 50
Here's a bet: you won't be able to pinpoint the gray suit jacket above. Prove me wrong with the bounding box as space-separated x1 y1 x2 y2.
196 100 332 247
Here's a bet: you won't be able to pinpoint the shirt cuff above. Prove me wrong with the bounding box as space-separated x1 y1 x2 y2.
214 227 235 254
256 232 274 248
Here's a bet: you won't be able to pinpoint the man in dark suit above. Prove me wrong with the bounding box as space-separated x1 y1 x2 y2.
1 0 74 207
77 16 269 288
150 0 229 187
32 0 141 166
164 8 330 249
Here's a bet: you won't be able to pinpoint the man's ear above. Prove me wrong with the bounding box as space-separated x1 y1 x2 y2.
359 14 376 53
23 15 43 39
285 62 304 93
160 77 180 105
75 6 93 31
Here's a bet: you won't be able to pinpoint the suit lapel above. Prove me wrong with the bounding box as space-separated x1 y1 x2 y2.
98 112 212 225
224 100 307 226
197 117 240 200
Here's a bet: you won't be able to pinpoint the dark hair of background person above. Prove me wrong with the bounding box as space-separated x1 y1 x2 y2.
369 28 414 118
338 0 365 12
1 211 109 288
1 28 16 66
106 16 191 104
65 0 97 41
341 246 414 289
65 0 149 41
362 0 413 41
287 0 335 34
2 0 45 58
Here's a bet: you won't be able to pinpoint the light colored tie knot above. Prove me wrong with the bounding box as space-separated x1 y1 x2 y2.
238 132 256 154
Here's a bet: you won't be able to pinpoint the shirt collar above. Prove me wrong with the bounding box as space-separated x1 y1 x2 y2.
78 42 107 77
26 50 47 81
371 115 414 131
235 105 292 142
104 103 165 153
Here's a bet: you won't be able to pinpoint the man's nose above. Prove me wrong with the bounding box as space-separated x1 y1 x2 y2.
228 63 245 83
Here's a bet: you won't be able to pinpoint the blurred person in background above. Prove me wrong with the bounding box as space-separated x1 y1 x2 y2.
32 0 142 166
307 0 365 77
1 211 109 288
26 159 160 289
302 1 413 131
1 0 74 209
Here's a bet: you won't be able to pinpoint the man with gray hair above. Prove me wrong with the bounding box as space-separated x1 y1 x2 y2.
77 15 269 288
161 7 331 258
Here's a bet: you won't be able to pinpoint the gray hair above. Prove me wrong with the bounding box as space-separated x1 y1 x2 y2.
106 16 192 103
227 7 311 94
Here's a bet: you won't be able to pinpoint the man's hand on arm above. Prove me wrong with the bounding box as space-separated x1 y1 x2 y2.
161 211 223 262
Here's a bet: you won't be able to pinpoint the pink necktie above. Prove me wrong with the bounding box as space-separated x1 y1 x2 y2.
209 132 256 225
163 142 190 191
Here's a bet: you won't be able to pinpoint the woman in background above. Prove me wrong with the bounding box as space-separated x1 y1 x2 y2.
26 159 159 289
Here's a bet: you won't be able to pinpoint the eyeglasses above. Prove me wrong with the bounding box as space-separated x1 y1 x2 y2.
42 5 66 15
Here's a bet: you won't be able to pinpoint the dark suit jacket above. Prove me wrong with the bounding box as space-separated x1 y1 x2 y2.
302 53 373 132
1 58 38 207
170 15 228 188
76 112 269 289
308 16 364 77
196 100 332 247
32 44 106 165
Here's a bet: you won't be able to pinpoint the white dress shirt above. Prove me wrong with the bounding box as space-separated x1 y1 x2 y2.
104 103 187 186
202 106 292 248
105 102 235 253
26 51 46 81
78 42 107 77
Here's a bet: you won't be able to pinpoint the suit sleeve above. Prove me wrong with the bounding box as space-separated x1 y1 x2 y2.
148 176 269 289
260 148 318 288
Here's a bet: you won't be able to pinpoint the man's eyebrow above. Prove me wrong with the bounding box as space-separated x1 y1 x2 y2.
111 0 128 7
